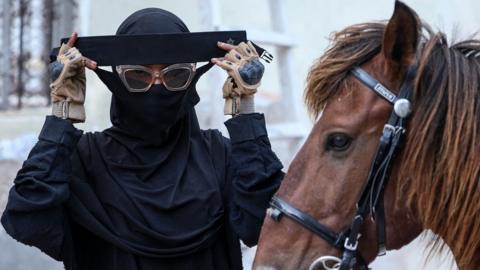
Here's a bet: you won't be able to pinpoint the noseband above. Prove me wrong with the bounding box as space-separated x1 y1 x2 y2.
269 65 417 270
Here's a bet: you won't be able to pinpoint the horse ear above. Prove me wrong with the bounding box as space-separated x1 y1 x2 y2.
382 1 419 71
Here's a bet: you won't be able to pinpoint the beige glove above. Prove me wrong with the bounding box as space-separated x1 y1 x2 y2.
49 43 86 123
214 41 265 115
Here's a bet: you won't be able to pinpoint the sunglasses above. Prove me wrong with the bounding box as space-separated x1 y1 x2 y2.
115 63 196 92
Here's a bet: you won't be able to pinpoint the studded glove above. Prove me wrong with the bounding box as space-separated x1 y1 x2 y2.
215 41 265 115
49 43 86 123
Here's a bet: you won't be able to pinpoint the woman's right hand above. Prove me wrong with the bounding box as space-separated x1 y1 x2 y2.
49 32 97 123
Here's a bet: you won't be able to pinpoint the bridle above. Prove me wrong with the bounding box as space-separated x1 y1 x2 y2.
268 65 417 270
269 65 416 270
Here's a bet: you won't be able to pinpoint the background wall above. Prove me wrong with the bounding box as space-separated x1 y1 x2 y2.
1 0 478 269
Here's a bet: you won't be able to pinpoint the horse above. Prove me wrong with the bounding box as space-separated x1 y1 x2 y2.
253 1 480 269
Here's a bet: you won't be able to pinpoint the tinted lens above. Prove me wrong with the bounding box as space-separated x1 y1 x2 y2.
163 68 192 90
124 69 153 90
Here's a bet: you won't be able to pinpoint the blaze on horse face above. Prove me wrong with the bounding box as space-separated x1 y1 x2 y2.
254 2 424 270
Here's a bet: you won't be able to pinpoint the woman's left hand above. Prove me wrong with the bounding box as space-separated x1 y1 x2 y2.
211 41 265 97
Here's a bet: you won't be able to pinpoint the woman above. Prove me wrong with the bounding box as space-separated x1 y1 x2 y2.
1 8 284 270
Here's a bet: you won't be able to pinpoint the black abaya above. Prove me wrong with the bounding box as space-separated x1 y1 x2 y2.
1 113 284 270
1 7 284 270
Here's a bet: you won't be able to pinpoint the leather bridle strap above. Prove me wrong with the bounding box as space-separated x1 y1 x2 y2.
338 65 415 270
270 197 346 248
269 197 369 270
268 65 416 270
350 68 398 104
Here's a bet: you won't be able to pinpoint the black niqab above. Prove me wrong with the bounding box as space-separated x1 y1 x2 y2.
96 8 212 142
68 8 225 258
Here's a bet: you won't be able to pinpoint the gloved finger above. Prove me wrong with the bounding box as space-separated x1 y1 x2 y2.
210 57 225 63
234 42 250 57
224 49 243 64
237 41 259 58
83 56 97 70
223 78 242 99
65 47 79 58
212 58 235 71
67 49 83 63
65 48 95 69
222 77 235 98
58 43 72 57
217 41 236 52
61 50 85 72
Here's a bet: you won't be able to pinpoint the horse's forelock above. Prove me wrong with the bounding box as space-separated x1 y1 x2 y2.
304 22 385 119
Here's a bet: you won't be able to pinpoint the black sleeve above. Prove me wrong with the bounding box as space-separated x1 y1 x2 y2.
224 113 284 247
1 116 83 261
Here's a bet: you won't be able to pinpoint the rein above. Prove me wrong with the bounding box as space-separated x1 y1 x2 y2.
268 65 417 270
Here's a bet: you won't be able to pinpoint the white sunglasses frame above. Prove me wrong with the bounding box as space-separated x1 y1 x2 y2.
115 63 196 92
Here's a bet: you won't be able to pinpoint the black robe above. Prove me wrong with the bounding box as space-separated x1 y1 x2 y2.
2 8 284 270
1 113 284 270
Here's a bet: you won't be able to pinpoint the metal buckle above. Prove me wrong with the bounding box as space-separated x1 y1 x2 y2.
344 237 358 251
383 124 405 135
260 51 273 63
383 124 396 135
61 100 69 119
377 244 387 256
267 207 283 222
232 96 239 115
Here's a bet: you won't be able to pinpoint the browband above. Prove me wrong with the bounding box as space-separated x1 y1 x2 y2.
351 68 397 104
50 31 273 66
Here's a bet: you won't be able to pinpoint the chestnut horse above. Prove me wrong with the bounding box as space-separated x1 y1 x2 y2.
254 1 480 270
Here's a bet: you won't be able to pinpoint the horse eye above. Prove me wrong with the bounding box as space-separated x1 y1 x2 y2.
326 133 352 151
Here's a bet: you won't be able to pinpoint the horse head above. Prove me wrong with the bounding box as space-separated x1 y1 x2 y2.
254 1 480 269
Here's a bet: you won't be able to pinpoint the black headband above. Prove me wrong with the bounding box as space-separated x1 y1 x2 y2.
50 31 272 66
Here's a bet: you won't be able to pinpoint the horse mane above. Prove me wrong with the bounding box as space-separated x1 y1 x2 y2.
400 29 480 268
305 22 480 267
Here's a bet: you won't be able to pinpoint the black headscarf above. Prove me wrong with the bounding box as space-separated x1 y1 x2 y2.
67 8 226 258
95 8 213 143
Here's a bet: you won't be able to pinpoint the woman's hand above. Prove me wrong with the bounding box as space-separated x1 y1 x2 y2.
211 41 264 94
211 41 265 115
49 32 97 123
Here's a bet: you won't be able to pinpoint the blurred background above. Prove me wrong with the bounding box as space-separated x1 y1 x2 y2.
0 0 477 269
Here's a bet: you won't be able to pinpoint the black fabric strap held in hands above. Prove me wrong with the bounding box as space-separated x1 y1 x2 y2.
50 31 272 66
